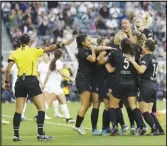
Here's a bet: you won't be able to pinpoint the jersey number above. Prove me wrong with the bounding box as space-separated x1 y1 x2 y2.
153 64 158 77
123 58 130 69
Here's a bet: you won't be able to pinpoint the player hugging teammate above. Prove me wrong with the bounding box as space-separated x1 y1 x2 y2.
73 12 165 136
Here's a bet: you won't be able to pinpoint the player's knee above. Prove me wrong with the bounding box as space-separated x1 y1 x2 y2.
15 108 23 114
130 104 137 111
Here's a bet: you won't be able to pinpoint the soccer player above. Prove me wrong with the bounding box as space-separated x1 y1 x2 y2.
42 50 75 123
72 34 112 135
90 37 112 136
134 16 154 40
127 39 165 135
4 33 63 141
38 53 64 119
106 38 145 136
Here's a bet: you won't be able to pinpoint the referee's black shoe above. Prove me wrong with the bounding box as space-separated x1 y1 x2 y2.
37 132 53 141
13 136 22 141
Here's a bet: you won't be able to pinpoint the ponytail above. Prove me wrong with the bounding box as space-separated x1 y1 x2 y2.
49 50 63 71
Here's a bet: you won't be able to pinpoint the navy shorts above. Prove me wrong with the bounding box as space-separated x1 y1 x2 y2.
15 76 42 98
138 87 157 103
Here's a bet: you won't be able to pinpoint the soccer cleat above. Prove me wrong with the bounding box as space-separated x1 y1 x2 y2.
37 132 53 141
121 125 129 135
66 118 75 123
21 115 25 121
92 129 101 136
135 127 146 136
139 127 147 135
110 126 119 136
13 136 22 141
45 114 52 120
146 129 159 136
101 129 108 136
130 126 136 135
72 125 86 135
54 113 64 118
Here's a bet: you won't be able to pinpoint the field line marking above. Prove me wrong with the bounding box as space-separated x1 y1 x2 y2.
2 114 92 130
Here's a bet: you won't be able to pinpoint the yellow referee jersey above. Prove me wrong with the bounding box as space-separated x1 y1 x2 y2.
8 45 44 76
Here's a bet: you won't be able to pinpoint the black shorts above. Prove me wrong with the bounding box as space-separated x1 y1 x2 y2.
15 76 42 98
75 75 92 94
107 74 117 90
91 77 99 94
138 87 157 103
98 80 109 101
112 83 137 99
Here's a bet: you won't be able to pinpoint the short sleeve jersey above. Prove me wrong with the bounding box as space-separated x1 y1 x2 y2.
139 54 158 89
8 45 44 76
76 48 95 78
108 50 137 84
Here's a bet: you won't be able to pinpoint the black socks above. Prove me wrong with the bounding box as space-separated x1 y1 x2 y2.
37 111 45 135
91 108 99 131
13 112 21 137
75 115 84 128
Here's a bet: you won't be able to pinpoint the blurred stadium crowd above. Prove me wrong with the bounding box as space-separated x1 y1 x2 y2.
1 1 166 103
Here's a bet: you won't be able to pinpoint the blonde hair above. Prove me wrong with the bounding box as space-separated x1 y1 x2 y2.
142 12 152 28
114 31 127 45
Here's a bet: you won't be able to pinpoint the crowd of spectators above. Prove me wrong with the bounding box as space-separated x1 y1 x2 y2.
1 2 166 102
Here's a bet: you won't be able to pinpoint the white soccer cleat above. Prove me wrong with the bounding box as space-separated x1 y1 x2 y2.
72 125 86 135
45 114 52 120
54 113 64 118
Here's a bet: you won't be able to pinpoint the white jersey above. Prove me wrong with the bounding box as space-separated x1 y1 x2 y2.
38 61 50 83
44 59 64 95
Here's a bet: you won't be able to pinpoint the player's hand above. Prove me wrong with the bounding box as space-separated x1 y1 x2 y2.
126 55 135 63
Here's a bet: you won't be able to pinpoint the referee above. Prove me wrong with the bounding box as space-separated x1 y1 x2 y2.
4 33 63 141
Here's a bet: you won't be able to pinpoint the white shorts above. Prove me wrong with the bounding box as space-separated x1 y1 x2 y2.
44 81 64 95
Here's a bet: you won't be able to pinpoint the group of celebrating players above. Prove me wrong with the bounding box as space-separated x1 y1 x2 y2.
72 13 165 137
4 11 165 142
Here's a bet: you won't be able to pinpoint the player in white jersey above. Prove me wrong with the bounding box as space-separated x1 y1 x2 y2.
43 50 75 123
38 53 64 119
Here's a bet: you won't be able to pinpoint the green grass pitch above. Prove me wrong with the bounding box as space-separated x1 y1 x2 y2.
2 101 166 145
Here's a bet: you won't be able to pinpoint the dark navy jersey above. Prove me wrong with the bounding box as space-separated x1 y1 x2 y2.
139 54 158 89
76 48 95 78
141 28 154 39
108 50 137 84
